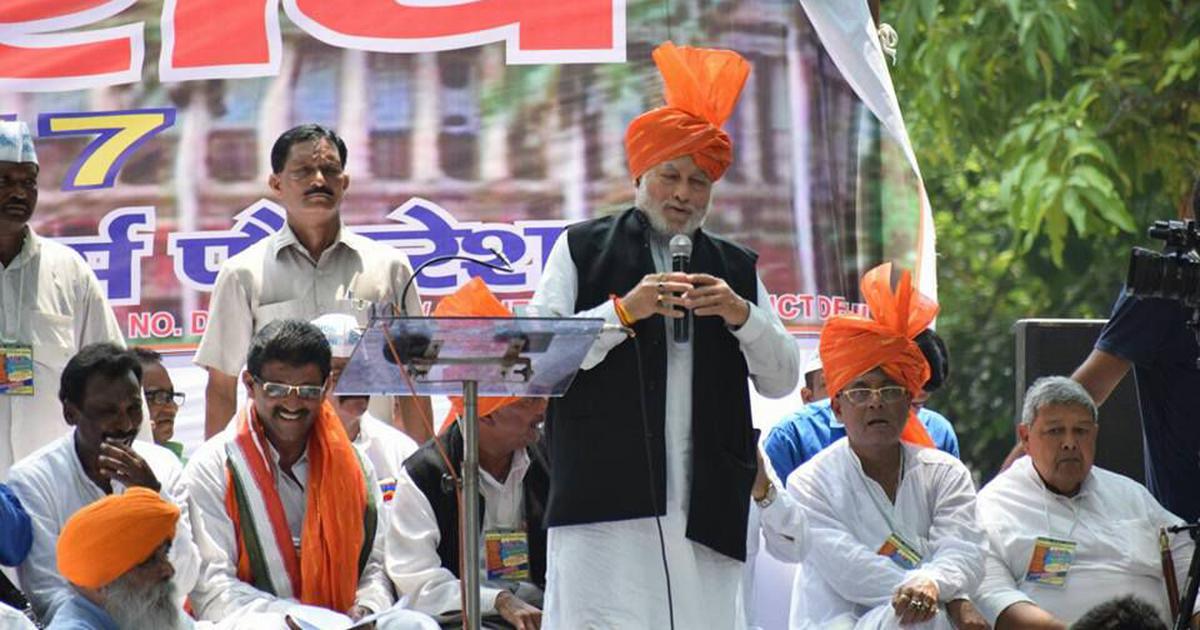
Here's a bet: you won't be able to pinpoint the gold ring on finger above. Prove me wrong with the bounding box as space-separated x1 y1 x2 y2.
656 294 663 304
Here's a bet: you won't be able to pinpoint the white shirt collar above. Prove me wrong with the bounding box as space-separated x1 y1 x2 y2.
480 448 531 490
271 220 360 261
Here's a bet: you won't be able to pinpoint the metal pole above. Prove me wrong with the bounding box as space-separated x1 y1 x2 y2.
461 380 482 630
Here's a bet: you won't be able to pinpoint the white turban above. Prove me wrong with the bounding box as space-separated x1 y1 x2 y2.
0 121 37 164
311 314 362 358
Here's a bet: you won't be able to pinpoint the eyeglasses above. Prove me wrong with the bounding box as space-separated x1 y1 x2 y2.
144 389 186 407
252 377 325 400
840 386 909 405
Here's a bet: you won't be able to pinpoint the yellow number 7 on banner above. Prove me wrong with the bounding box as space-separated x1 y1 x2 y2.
38 108 176 191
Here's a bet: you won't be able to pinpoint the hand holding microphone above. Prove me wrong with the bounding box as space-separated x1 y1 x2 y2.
621 271 692 322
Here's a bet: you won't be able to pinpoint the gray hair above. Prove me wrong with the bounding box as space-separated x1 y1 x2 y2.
1020 376 1098 426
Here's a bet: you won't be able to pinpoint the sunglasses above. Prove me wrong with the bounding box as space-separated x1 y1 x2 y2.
252 377 326 400
143 389 186 407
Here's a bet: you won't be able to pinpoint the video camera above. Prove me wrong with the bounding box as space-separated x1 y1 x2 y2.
1126 219 1200 307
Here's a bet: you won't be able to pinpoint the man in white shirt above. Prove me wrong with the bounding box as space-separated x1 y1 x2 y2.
972 376 1199 629
311 313 418 496
184 319 394 622
783 264 985 630
8 343 199 622
0 121 124 480
384 276 548 629
195 124 429 441
529 42 800 629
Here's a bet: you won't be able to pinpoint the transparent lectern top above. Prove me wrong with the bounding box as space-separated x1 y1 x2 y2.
333 316 605 397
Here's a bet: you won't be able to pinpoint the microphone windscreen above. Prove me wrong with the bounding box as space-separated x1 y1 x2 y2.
669 234 693 258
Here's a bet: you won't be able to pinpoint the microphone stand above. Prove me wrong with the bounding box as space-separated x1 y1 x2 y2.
397 249 513 316
1169 523 1200 630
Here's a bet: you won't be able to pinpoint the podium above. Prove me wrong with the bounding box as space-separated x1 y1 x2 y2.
335 314 605 630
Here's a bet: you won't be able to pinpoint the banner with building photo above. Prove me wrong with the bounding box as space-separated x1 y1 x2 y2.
0 0 935 351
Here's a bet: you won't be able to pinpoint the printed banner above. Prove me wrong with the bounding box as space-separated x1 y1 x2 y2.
0 0 934 349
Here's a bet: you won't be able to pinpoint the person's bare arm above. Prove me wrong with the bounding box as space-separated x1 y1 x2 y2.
995 602 1066 630
205 368 238 438
394 395 435 443
1071 348 1132 406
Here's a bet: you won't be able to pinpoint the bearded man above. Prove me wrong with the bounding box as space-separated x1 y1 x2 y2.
529 41 800 628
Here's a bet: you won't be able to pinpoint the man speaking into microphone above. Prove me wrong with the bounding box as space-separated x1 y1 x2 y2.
530 42 800 629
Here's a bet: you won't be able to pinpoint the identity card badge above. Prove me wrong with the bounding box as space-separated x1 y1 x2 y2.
0 342 33 395
1024 536 1077 587
877 532 922 570
484 529 531 581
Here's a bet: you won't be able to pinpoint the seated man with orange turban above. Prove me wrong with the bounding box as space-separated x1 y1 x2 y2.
779 264 985 630
386 279 550 629
529 42 800 628
183 319 394 622
48 487 185 629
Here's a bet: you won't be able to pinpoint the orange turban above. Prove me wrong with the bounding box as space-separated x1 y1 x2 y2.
625 41 751 182
57 487 179 589
434 278 519 432
820 263 939 447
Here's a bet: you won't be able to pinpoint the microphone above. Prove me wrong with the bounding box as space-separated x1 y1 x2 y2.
669 234 692 343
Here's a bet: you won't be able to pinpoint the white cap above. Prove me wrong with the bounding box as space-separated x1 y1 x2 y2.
803 352 823 376
311 314 361 358
0 121 37 164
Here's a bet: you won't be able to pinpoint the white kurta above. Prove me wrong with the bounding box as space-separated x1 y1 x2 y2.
786 439 984 630
975 456 1198 626
0 229 124 480
353 412 419 498
7 431 200 621
183 422 394 620
530 232 799 629
386 449 534 616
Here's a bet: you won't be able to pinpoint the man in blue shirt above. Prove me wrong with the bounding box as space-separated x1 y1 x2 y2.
1072 290 1200 523
0 484 31 567
48 488 183 630
764 329 959 483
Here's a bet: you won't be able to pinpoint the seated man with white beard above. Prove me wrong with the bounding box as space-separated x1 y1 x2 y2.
972 376 1200 628
48 488 185 629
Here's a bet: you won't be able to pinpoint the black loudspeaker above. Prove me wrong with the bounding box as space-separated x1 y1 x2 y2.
1013 319 1145 484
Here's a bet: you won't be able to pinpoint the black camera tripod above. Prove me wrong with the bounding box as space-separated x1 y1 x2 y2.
1169 523 1200 629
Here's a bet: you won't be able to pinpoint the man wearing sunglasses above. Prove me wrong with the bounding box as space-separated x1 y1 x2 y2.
184 319 396 624
774 264 986 630
133 348 187 461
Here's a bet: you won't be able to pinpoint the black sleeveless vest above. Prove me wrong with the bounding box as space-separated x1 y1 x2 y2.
545 208 759 561
404 422 550 587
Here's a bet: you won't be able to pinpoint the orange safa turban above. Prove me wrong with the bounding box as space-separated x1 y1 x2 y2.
434 277 520 432
57 487 179 589
625 41 751 182
820 263 940 447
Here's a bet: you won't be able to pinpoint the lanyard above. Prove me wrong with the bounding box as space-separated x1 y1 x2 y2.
856 446 907 536
1 265 26 341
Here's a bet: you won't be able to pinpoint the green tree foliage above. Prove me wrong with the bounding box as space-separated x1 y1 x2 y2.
882 0 1200 477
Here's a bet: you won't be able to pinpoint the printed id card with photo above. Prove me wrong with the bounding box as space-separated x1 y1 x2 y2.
0 343 34 396
1024 536 1077 587
484 529 531 581
877 532 922 570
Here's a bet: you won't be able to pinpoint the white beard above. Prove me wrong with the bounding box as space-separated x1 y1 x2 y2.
634 178 713 236
101 574 183 630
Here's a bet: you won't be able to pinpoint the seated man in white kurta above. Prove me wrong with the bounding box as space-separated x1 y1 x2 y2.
784 264 985 630
972 376 1199 629
8 343 200 622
